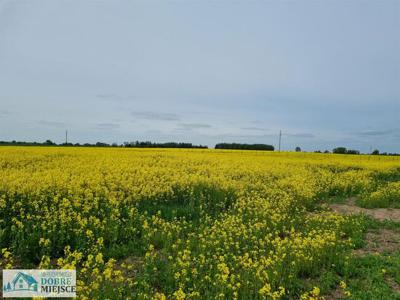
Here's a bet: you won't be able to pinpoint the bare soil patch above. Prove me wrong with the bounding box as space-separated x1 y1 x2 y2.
323 198 400 298
386 275 400 293
329 198 400 222
329 198 400 255
353 229 400 256
324 288 345 300
115 256 143 277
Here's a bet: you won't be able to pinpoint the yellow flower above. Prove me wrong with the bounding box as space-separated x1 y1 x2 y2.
173 288 186 300
95 253 104 265
312 287 320 296
153 292 167 300
339 281 347 289
259 283 271 295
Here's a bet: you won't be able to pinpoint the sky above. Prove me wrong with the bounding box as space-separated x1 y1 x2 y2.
0 0 399 152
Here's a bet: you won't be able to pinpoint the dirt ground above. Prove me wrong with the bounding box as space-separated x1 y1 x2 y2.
324 288 345 300
325 198 400 298
353 229 400 256
328 198 400 255
329 197 400 222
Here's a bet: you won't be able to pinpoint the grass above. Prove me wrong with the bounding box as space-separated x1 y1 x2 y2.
362 216 400 231
316 215 400 299
343 252 400 299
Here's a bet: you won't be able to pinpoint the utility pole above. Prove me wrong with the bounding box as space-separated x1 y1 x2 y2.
278 130 282 152
65 130 68 144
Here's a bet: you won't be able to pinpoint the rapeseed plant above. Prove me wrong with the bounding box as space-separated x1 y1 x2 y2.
0 147 399 298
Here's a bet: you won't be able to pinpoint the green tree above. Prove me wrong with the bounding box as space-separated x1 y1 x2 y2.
333 147 347 154
371 149 380 155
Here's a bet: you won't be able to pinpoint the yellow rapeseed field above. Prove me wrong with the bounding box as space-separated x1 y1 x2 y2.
1 147 400 299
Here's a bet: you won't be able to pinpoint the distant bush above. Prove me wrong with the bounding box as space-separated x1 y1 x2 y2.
371 149 380 155
332 147 347 154
346 149 360 155
215 143 274 151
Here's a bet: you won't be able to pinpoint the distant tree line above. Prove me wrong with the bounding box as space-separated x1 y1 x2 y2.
331 147 400 156
0 140 58 146
215 143 274 151
1 140 399 155
366 149 400 156
310 147 399 156
0 140 207 149
332 147 360 155
0 140 117 147
123 141 207 149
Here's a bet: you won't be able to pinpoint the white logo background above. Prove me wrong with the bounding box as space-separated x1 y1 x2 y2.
2 269 76 298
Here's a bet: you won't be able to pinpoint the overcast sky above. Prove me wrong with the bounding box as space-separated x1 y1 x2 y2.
0 0 399 152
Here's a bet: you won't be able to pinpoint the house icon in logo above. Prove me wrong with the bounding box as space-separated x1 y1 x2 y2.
3 272 38 292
